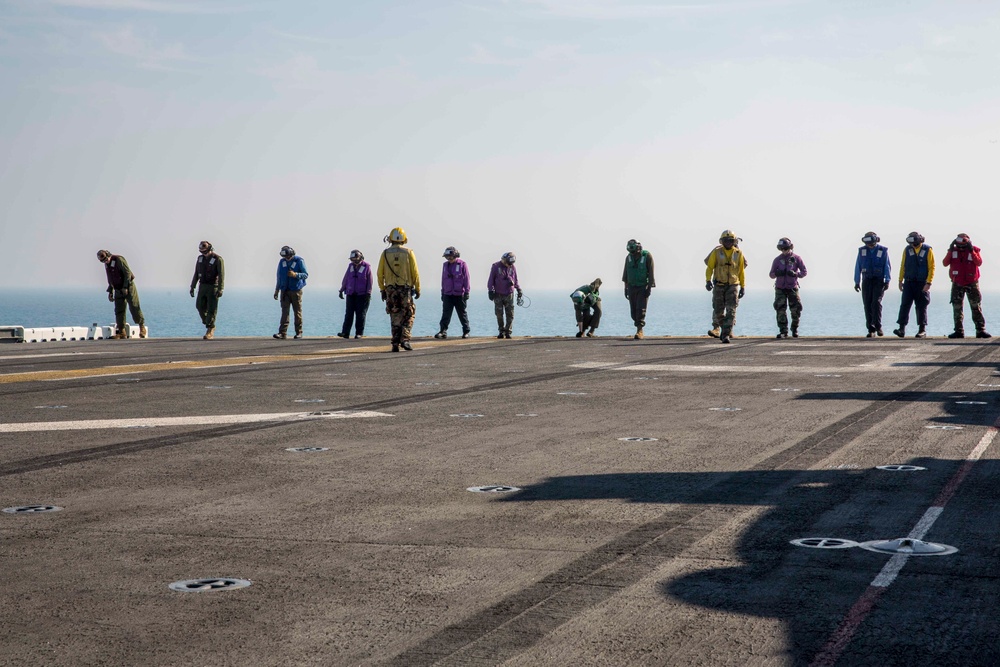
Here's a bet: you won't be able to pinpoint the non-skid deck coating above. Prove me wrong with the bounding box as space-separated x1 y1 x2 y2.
1 334 998 666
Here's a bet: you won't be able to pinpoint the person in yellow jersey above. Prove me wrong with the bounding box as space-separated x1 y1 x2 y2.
893 231 934 339
705 230 747 344
377 227 420 352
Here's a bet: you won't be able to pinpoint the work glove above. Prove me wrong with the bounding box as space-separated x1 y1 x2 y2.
516 289 523 299
273 290 280 300
287 270 296 277
189 287 195 297
898 280 904 292
441 293 445 302
108 292 114 302
338 290 344 300
122 288 129 297
644 287 651 298
883 282 890 293
738 287 745 299
463 293 469 303
488 290 495 302
705 281 713 292
215 289 223 298
624 288 629 298
854 283 861 293
380 290 387 302
413 289 420 299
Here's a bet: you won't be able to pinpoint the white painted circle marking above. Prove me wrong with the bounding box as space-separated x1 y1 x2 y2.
977 384 1000 387
324 373 348 376
205 385 231 389
956 401 987 405
3 505 63 514
34 405 67 409
790 537 859 549
858 538 958 556
516 413 538 417
709 407 742 412
294 399 326 403
815 374 842 378
467 485 520 493
169 578 252 593
925 425 964 430
634 377 659 380
618 437 659 442
450 413 484 418
771 388 800 392
557 391 587 396
415 382 439 386
875 465 927 472
285 447 330 453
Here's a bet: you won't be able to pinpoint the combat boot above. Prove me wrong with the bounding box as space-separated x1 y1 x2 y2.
948 330 965 339
708 327 720 338
204 327 215 340
977 330 992 338
893 327 905 338
139 325 147 339
401 341 413 351
915 327 927 339
111 330 127 340
634 328 644 340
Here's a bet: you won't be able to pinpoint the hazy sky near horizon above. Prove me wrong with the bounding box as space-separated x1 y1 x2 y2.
2 0 999 293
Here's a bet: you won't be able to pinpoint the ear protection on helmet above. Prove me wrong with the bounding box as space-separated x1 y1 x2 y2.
720 230 737 242
198 241 213 253
280 246 295 258
626 239 641 253
96 249 111 262
443 246 459 258
862 232 879 244
349 249 364 261
502 252 516 264
906 231 925 245
777 237 793 250
385 227 407 244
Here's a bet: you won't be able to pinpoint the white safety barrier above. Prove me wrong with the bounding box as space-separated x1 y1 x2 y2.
1 324 143 343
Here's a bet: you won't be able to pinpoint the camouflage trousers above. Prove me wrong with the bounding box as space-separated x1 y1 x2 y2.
712 284 740 336
773 288 802 334
951 282 986 332
385 285 416 345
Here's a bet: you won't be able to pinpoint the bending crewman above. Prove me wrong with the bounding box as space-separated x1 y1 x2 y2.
571 278 602 337
96 249 147 339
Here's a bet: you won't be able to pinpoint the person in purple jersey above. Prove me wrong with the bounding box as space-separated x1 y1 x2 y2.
487 251 522 339
434 246 471 339
337 249 373 339
768 237 808 339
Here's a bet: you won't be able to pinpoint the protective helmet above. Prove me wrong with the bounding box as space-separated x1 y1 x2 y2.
502 252 516 264
571 290 585 304
777 237 793 251
198 241 213 253
96 249 111 262
348 249 364 261
720 230 737 242
443 246 459 258
626 239 642 253
954 233 971 246
862 232 879 244
905 231 925 245
280 245 295 258
386 227 407 244
591 278 602 289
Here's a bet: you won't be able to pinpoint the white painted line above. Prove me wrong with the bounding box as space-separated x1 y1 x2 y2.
0 410 393 432
570 362 900 374
0 352 112 361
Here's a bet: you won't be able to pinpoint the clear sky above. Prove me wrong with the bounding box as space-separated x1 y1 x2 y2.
2 0 998 292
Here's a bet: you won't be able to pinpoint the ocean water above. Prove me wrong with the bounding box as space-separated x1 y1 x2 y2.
2 288 998 340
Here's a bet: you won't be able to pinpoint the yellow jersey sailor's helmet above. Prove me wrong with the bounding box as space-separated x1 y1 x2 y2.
719 229 737 243
386 227 407 244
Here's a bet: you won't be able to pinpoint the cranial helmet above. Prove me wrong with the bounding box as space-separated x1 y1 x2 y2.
443 246 459 258
720 230 737 242
954 233 971 246
626 239 642 253
198 241 213 253
777 237 793 251
280 245 295 258
571 290 585 304
591 278 603 289
906 231 925 245
386 227 407 244
96 249 111 262
349 249 364 261
502 252 516 264
862 232 880 244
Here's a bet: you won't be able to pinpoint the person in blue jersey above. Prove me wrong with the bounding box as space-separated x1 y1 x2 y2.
893 231 934 339
434 246 471 340
853 232 891 337
272 245 308 340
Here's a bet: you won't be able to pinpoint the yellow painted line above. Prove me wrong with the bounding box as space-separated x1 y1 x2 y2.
0 339 484 384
